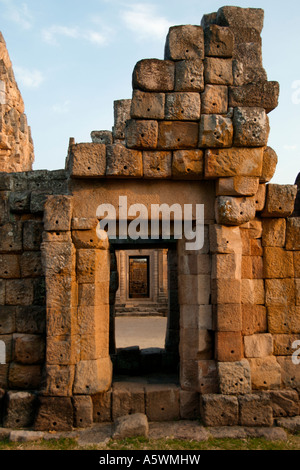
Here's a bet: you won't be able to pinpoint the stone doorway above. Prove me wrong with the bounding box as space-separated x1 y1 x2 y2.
109 241 180 382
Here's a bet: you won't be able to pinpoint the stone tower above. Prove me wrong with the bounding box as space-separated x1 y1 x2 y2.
0 33 34 172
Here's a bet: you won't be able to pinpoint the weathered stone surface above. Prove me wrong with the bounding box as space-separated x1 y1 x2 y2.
165 25 204 61
241 279 265 305
42 242 75 277
248 357 281 390
130 90 165 120
209 224 242 254
215 331 243 362
273 334 300 356
44 195 73 232
204 57 233 85
276 416 300 434
201 85 228 114
73 358 112 395
268 390 300 418
172 150 203 179
106 144 143 177
112 382 145 420
179 390 200 419
216 177 259 197
0 254 20 279
113 99 131 141
3 391 36 429
215 196 257 226
165 92 200 120
180 328 213 361
277 356 300 390
73 395 93 428
175 59 204 92
233 107 269 147
211 253 241 280
43 364 75 397
212 278 241 305
242 304 267 334
265 279 295 306
199 114 233 148
145 384 180 422
260 147 278 183
268 306 300 334
9 430 44 442
13 334 45 364
15 306 45 335
8 363 42 390
125 119 158 150
218 360 251 395
232 60 267 87
262 218 286 247
112 413 149 440
90 130 112 145
5 280 34 306
158 121 198 149
239 394 273 427
180 305 212 330
229 82 279 113
143 151 172 179
67 143 106 178
200 394 239 426
35 396 73 431
133 59 175 92
216 6 264 33
244 334 273 358
286 217 300 251
262 184 297 218
205 147 263 178
92 391 111 423
214 304 242 332
263 247 294 279
0 222 22 253
204 25 234 58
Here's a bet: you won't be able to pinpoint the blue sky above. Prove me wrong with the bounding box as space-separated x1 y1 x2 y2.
0 0 299 185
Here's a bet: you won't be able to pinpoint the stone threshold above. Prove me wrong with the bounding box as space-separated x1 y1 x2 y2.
1 418 299 445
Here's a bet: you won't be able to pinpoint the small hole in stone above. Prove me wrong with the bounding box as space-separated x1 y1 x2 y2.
240 378 243 382
240 212 244 215
217 44 220 48
191 79 195 83
161 407 165 411
186 49 189 53
86 385 90 389
16 419 20 423
80 418 83 422
212 102 217 106
56 385 60 389
279 207 282 210
157 167 161 172
124 166 128 170
141 133 145 138
264 381 267 385
256 201 259 204
253 417 257 421
88 167 91 170
231 350 235 354
177 138 181 142
53 422 57 426
147 108 151 112
55 220 59 225
97 412 100 416
90 239 93 243
187 168 191 172
56 233 60 236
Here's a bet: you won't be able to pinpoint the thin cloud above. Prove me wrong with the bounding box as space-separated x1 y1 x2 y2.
14 66 44 89
120 3 172 41
52 100 71 114
42 24 110 47
0 0 33 30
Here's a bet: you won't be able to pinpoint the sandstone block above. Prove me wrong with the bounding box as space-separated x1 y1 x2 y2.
262 218 286 247
106 144 143 177
90 130 112 145
5 279 34 306
244 334 273 358
180 328 213 361
214 304 242 332
205 147 263 178
0 254 20 278
239 394 273 427
172 149 203 179
3 391 36 429
295 252 300 278
229 82 279 113
262 184 297 218
20 252 42 278
180 305 212 330
248 357 281 390
264 247 294 278
199 114 233 148
216 6 264 33
8 363 42 390
41 242 75 278
76 249 110 284
179 390 199 419
46 334 79 366
112 413 149 440
43 364 75 397
34 396 73 431
125 119 158 149
175 59 204 92
268 390 300 418
232 60 267 87
14 334 45 364
211 279 241 304
242 255 263 279
233 107 269 147
211 253 241 280
73 395 93 428
112 382 145 420
44 195 73 232
268 306 300 334
145 384 180 421
201 85 228 114
165 92 201 120
286 217 300 251
92 391 111 422
113 99 131 141
200 394 239 426
77 305 109 336
16 306 45 335
71 228 109 250
23 220 43 251
265 279 295 306
273 334 300 356
45 275 77 310
0 306 15 335
215 331 243 362
130 90 165 120
216 177 259 196
209 224 242 254
143 151 172 179
67 143 106 178
254 184 266 212
215 196 257 226
0 222 22 253
158 121 198 149
133 59 175 92
78 282 109 307
277 356 300 390
260 147 278 183
9 191 30 213
218 360 251 395
204 25 234 58
73 358 112 395
165 25 204 61
204 57 233 85
71 217 98 231
241 279 265 305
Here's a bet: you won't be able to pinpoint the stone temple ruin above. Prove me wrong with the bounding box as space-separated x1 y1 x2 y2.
0 5 300 432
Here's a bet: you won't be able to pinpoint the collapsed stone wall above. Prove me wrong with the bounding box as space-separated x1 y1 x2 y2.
0 5 299 431
0 34 34 173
